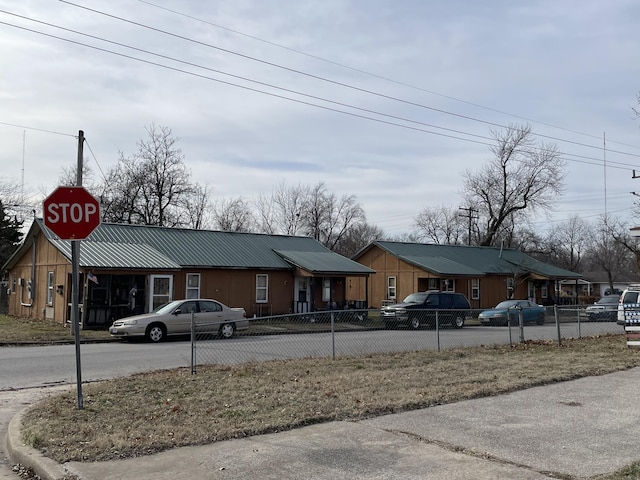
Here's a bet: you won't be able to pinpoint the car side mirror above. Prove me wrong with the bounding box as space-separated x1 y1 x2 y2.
173 309 182 315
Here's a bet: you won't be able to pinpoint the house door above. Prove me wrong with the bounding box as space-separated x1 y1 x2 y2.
295 277 310 313
149 275 173 312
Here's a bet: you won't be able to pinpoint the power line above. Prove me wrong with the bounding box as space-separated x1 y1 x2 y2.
83 138 108 183
55 1 640 160
1 15 638 173
136 0 640 153
0 121 75 137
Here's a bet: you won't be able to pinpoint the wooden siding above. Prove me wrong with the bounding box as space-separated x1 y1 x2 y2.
354 244 535 309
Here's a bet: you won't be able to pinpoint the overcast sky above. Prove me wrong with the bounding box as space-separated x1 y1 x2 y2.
1 0 639 237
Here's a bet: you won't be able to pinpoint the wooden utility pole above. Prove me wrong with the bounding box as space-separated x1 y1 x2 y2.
458 207 478 246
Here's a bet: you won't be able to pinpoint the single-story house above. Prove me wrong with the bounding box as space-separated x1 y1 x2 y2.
350 241 582 309
560 271 640 299
2 219 374 328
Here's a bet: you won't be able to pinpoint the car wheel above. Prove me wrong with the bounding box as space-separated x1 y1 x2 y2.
452 315 464 329
219 322 236 339
409 317 421 329
536 313 545 325
146 324 165 343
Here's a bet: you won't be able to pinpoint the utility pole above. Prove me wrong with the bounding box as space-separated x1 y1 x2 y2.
459 207 478 246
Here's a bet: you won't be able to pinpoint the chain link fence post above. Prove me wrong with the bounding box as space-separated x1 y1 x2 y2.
555 305 561 346
435 310 441 352
190 311 196 374
331 311 336 361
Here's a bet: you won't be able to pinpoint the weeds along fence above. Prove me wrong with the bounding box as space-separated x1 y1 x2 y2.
189 305 624 373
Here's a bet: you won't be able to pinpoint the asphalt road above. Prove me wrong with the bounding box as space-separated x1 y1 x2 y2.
0 321 623 391
0 320 623 478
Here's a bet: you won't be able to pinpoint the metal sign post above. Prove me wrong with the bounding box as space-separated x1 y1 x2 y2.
42 131 101 410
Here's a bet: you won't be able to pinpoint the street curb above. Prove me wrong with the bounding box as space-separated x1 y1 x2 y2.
6 408 74 480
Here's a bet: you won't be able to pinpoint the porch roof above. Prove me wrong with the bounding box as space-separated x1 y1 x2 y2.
275 250 374 275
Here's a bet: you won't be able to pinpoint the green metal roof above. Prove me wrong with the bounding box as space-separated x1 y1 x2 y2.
275 250 374 275
362 241 581 279
52 240 180 270
25 219 371 274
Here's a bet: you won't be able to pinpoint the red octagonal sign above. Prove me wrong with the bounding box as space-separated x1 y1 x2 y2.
43 186 101 240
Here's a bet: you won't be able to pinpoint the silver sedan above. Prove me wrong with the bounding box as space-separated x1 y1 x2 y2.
109 299 248 342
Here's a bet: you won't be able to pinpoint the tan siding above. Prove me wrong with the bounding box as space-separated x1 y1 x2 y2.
353 244 539 309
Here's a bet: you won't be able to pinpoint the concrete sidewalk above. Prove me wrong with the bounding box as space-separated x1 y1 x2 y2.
8 368 640 479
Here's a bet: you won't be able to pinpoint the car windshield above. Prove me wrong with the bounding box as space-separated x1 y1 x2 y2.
597 296 620 305
494 300 519 309
402 293 428 303
152 301 181 314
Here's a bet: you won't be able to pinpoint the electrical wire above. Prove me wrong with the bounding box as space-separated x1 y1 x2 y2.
83 139 108 184
0 14 637 172
57 1 640 160
136 0 640 152
0 121 75 137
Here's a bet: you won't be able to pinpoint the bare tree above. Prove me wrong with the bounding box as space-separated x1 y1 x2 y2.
184 183 213 230
334 222 385 257
413 205 467 245
544 215 590 272
99 124 208 228
254 181 369 253
462 124 565 246
212 196 254 232
254 183 308 235
585 216 637 291
301 183 366 251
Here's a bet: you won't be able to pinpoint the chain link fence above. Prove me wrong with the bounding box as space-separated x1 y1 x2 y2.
189 305 624 373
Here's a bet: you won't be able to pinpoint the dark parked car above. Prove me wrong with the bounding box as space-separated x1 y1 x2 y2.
585 295 620 322
478 300 545 326
380 291 471 329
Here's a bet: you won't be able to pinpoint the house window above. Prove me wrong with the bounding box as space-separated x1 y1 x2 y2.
528 281 535 300
12 274 16 293
471 279 480 300
256 274 268 303
507 277 514 298
428 278 438 290
322 279 331 302
47 271 54 306
387 276 396 300
186 273 200 299
441 279 454 292
541 284 548 298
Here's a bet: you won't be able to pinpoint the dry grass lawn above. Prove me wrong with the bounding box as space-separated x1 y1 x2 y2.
20 334 640 469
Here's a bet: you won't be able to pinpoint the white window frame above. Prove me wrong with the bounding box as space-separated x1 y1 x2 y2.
47 271 54 306
471 278 480 300
256 274 268 303
322 279 331 302
186 273 200 299
541 284 548 298
387 276 396 300
149 275 173 312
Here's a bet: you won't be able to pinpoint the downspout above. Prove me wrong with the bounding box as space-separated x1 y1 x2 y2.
20 234 35 307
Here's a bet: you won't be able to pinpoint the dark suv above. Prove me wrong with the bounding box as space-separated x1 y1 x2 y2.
381 291 471 329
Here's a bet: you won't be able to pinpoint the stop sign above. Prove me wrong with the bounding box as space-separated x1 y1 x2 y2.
43 186 101 240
